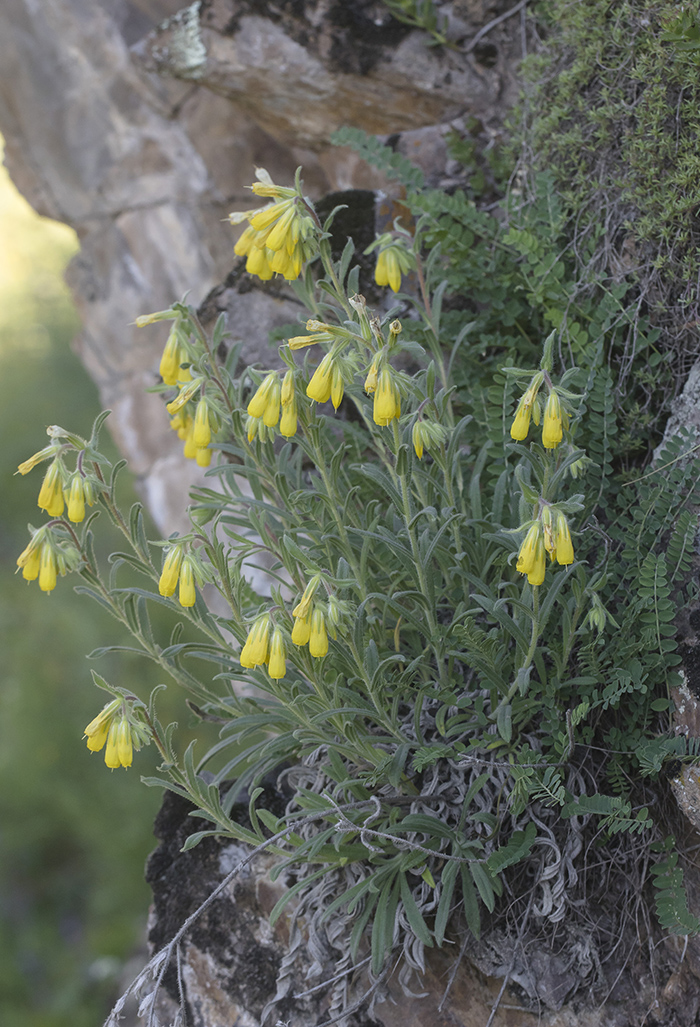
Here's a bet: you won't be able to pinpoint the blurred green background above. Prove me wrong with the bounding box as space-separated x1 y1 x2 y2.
0 141 172 1027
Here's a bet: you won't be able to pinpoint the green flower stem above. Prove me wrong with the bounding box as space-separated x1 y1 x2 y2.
414 253 449 392
78 562 224 704
345 634 408 742
92 463 153 568
318 240 354 320
495 585 541 717
391 420 446 683
187 310 236 416
307 427 365 595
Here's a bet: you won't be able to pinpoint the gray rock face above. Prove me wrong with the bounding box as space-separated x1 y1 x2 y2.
0 0 522 532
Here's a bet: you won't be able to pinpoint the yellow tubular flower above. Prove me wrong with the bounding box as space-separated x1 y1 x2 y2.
17 444 57 475
234 224 257 257
281 370 295 406
248 372 278 419
510 396 533 441
116 719 133 768
193 398 212 447
373 367 401 426
279 397 297 437
21 546 42 581
16 533 43 571
293 576 320 620
183 420 198 460
306 353 334 404
37 460 65 517
246 245 274 280
159 545 184 597
291 612 311 646
166 377 202 417
104 722 121 769
249 198 295 234
268 627 286 679
84 699 120 752
240 615 271 667
555 512 575 565
331 365 344 410
364 354 380 394
246 415 262 442
67 475 86 523
38 543 58 593
263 376 281 427
510 379 542 441
516 523 542 576
195 447 212 468
159 326 184 386
309 607 329 658
265 203 297 251
178 556 197 607
527 536 547 586
375 247 402 292
542 390 563 449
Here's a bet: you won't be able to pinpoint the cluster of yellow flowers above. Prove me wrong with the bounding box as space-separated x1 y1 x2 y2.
239 615 287 677
15 437 91 592
229 168 319 281
166 381 218 469
510 368 578 585
365 234 416 293
238 577 334 681
83 697 150 769
510 373 565 449
19 447 96 524
157 542 201 607
516 509 575 586
16 526 80 592
136 309 220 467
246 369 297 441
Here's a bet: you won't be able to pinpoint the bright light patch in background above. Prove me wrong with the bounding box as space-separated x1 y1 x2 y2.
0 137 79 351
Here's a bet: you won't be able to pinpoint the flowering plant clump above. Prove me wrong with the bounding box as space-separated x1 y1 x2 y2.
17 157 700 1019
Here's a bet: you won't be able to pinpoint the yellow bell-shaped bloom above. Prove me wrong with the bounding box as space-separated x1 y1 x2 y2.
331 365 344 410
373 367 401 426
84 699 121 753
510 396 533 441
516 523 542 577
375 247 402 292
193 397 213 447
309 607 328 658
21 545 42 581
37 460 65 518
306 353 334 404
291 611 311 646
240 615 271 668
159 544 184 597
279 371 297 437
555 511 575 565
293 576 320 620
542 390 563 449
268 627 286 679
364 354 380 394
248 373 278 419
178 556 197 607
67 475 86 523
159 325 185 386
38 542 58 593
17 444 57 476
